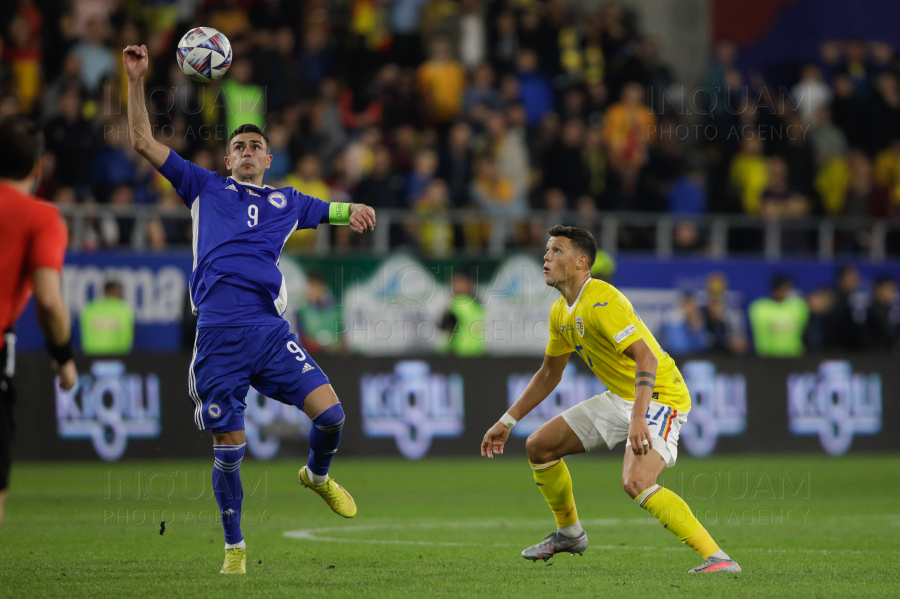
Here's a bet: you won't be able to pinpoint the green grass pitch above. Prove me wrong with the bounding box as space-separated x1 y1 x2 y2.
1 454 898 598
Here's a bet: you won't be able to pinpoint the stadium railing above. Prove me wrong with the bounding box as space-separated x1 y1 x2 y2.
57 205 899 260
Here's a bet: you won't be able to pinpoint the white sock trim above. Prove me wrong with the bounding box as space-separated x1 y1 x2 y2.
636 484 662 507
225 539 246 550
306 467 328 485
213 443 246 450
710 549 730 560
530 459 560 471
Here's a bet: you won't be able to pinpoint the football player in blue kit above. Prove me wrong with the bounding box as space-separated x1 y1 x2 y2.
124 44 376 574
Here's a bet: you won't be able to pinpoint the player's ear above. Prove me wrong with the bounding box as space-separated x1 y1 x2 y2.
27 157 44 194
31 156 44 181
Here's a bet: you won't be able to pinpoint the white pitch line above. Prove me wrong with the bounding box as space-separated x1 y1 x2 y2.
283 519 649 548
283 517 900 555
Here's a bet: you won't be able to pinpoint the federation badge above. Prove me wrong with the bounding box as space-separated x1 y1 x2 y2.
208 403 221 418
575 316 585 337
268 191 287 208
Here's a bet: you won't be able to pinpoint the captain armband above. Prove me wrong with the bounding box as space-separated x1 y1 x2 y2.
328 202 352 225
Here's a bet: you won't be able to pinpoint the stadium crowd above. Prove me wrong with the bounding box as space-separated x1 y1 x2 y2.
2 0 900 255
658 267 900 357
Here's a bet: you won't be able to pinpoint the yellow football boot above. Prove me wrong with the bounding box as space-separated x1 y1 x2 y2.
299 466 357 518
220 547 246 574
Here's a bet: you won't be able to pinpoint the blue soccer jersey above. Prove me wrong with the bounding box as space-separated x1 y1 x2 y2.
158 150 329 327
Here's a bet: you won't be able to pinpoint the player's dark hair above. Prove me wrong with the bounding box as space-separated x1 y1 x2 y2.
837 263 858 280
228 124 269 152
548 225 597 269
874 275 896 289
771 273 793 292
0 115 44 180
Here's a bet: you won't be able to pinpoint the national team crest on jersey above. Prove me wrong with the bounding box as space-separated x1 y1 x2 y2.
575 316 585 337
268 191 287 209
208 403 221 418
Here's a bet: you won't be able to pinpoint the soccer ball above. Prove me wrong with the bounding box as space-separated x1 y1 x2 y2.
176 27 232 83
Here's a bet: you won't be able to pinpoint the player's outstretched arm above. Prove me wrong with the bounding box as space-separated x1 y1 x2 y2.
123 45 170 169
481 352 570 458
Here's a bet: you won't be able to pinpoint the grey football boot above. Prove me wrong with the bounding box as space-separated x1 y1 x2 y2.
688 556 742 573
521 531 588 561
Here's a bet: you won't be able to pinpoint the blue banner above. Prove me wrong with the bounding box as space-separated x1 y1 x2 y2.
16 251 193 352
613 256 900 303
12 251 900 352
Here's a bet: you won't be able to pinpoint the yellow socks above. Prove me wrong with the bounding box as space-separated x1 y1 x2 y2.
635 484 720 559
531 459 579 530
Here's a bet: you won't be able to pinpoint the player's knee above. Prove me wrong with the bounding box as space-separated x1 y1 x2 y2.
312 402 345 434
525 433 552 463
212 430 246 446
622 476 649 500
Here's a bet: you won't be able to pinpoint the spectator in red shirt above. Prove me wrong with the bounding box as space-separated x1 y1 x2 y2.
0 116 76 528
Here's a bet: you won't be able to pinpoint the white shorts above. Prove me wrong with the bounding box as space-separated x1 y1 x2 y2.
560 391 689 468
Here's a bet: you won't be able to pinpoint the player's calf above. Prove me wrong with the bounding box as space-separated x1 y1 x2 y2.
212 442 245 546
306 403 345 482
299 402 357 517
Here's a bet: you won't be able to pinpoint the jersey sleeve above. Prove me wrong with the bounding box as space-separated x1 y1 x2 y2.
28 204 68 272
294 190 330 229
156 149 217 208
545 305 574 356
590 293 644 354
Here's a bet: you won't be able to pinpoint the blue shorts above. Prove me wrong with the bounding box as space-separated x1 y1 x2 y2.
188 320 330 432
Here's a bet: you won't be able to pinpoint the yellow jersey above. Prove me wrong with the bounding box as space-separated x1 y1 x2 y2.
546 278 691 412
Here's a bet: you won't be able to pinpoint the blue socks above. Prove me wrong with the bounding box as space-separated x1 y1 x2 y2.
308 403 345 476
210 404 343 545
212 443 245 544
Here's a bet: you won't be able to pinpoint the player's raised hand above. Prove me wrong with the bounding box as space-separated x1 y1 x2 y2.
123 45 149 81
349 204 376 233
481 421 511 458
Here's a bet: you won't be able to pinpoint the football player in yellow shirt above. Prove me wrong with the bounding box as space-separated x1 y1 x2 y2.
481 226 740 574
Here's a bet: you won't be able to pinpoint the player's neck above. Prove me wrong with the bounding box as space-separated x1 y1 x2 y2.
559 275 590 307
233 174 265 187
0 177 35 195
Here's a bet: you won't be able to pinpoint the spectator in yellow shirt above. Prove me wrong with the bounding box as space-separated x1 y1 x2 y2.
417 34 467 125
729 136 768 214
602 82 656 170
5 14 42 114
414 179 454 257
284 154 331 203
284 154 331 249
469 155 522 250
875 140 900 212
